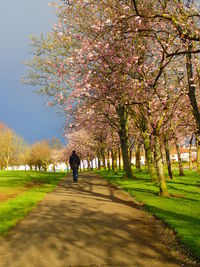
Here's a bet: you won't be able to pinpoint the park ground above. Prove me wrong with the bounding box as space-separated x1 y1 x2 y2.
0 170 199 266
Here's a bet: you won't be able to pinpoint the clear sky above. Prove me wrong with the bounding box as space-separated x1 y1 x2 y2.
0 0 65 144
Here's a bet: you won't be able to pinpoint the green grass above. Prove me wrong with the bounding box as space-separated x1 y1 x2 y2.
95 168 200 260
0 170 66 236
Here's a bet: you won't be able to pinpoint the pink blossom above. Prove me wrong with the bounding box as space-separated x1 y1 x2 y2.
47 102 54 107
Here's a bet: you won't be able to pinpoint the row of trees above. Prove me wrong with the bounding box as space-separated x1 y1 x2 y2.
24 0 200 196
26 138 64 171
0 123 27 170
0 123 64 171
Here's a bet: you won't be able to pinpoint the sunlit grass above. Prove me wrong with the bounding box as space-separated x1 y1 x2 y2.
95 168 200 259
0 171 66 236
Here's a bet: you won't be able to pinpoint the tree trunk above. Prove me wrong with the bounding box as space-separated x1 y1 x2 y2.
135 143 141 170
189 147 192 171
118 147 122 170
175 137 184 176
189 134 193 171
101 149 106 170
186 44 200 134
97 156 101 170
117 106 133 178
161 147 165 165
106 149 111 171
142 131 157 182
90 159 93 170
111 148 114 170
195 132 200 172
5 158 9 170
144 153 147 169
87 159 90 171
186 44 200 172
111 148 118 174
154 134 169 197
120 135 133 178
164 136 173 179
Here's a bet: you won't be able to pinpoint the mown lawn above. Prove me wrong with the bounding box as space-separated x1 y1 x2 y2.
95 168 200 260
0 171 66 236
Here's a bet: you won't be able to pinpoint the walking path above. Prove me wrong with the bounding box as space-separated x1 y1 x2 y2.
0 173 193 266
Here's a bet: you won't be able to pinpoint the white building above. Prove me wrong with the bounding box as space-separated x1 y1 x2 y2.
170 148 196 162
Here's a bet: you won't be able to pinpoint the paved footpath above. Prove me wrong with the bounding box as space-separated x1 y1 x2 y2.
0 173 193 267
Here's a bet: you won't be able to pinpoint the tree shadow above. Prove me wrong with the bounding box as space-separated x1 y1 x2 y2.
168 180 200 187
122 187 158 196
167 185 200 199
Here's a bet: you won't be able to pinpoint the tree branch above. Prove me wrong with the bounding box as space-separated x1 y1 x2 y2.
166 49 200 57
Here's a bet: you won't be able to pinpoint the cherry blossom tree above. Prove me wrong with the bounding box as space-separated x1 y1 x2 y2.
24 0 200 195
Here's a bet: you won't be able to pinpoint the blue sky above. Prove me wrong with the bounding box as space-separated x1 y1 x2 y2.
0 0 65 144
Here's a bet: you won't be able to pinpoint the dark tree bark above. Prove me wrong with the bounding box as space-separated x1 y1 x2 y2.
164 136 173 179
97 156 101 170
111 148 114 170
117 106 133 178
118 147 122 170
87 159 90 171
111 148 118 174
186 43 200 172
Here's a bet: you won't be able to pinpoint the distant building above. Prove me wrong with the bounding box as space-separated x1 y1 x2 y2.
170 148 196 162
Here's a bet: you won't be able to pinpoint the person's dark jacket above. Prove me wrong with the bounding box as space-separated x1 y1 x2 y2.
69 153 80 170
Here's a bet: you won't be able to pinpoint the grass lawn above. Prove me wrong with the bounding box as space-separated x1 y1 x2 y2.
95 168 200 260
0 170 66 236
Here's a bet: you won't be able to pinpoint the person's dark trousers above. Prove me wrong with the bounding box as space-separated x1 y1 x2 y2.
72 168 78 182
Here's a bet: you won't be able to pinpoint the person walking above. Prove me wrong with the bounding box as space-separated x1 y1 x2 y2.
69 150 80 182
